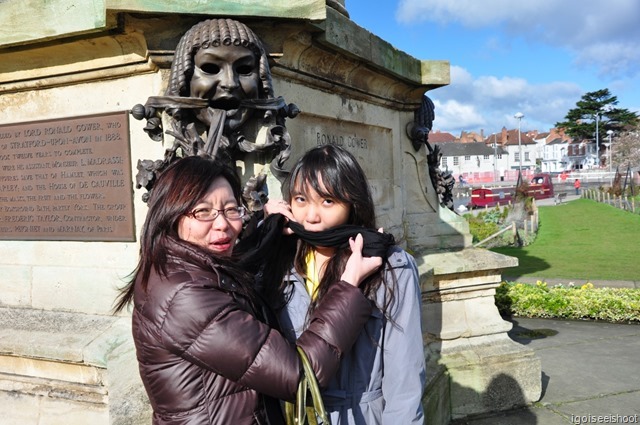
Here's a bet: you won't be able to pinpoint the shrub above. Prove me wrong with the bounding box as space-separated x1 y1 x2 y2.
496 281 640 323
464 206 512 245
481 208 502 224
466 216 499 243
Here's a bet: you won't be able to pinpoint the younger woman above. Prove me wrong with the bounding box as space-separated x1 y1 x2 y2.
277 145 426 424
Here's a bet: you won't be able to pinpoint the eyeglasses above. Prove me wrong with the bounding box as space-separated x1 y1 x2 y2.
186 206 246 222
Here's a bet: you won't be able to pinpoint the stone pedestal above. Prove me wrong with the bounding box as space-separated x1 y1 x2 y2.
0 308 150 425
418 248 542 420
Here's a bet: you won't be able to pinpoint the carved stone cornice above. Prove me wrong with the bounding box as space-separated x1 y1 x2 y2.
1 9 449 107
272 32 446 110
0 31 156 94
263 8 449 109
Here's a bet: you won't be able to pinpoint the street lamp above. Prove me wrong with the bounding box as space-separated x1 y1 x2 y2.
607 129 614 173
595 105 613 169
514 112 524 173
595 111 600 168
492 133 498 182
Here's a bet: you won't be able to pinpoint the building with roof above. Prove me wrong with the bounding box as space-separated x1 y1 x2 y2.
436 141 504 176
534 127 601 172
493 127 537 171
428 130 456 144
541 136 570 172
434 127 539 183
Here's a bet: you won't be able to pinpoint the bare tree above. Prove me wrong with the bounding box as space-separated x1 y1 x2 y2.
611 124 640 170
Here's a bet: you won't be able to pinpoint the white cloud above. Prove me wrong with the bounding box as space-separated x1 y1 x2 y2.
430 66 582 134
386 0 640 134
431 99 485 133
396 0 526 26
473 76 529 99
396 0 640 79
576 42 640 79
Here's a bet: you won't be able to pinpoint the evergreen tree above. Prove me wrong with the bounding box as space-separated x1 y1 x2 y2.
555 89 639 143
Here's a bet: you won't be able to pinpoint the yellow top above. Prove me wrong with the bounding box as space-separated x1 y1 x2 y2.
304 251 320 300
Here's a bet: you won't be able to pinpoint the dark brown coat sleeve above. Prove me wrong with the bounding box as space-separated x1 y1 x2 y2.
158 277 371 401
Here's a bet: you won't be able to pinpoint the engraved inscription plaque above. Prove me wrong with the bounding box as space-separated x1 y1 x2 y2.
0 112 135 241
286 113 394 210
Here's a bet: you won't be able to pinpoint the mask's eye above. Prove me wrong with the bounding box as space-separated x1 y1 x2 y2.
236 64 255 76
200 63 221 75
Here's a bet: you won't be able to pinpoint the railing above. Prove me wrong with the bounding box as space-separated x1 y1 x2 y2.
582 189 638 214
456 170 535 185
473 222 516 248
457 170 632 187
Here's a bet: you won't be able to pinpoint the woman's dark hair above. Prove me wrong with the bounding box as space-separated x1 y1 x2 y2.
282 144 395 313
283 144 376 228
113 155 248 313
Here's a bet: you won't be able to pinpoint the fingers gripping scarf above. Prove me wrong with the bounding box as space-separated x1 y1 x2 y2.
235 213 395 275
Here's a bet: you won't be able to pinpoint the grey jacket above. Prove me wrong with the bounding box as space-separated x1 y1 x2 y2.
278 247 426 425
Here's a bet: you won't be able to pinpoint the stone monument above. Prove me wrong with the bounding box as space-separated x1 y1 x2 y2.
0 1 540 423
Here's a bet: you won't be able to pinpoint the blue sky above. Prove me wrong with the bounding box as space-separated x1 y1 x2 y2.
345 0 640 136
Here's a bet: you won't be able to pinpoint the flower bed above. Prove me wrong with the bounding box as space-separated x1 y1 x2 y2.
496 281 640 323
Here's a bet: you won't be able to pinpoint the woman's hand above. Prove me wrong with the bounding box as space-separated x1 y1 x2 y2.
263 199 295 235
340 233 383 287
264 199 293 217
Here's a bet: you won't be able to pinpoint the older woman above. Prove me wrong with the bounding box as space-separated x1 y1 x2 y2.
114 155 381 424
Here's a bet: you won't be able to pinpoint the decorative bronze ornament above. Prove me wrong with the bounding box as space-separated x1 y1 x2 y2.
131 18 299 208
406 94 455 211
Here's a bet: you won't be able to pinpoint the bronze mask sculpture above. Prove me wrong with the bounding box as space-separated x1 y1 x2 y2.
132 18 299 208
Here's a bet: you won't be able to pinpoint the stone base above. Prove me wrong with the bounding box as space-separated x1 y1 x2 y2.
439 334 542 419
0 355 107 424
422 354 451 425
0 307 150 425
418 248 542 422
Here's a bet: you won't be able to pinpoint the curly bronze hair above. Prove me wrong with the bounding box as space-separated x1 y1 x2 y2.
166 18 274 100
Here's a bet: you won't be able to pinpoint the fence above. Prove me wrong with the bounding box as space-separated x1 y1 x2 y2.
582 189 638 215
457 170 535 186
457 170 636 188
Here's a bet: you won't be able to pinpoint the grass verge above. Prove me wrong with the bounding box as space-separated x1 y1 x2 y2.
491 199 640 281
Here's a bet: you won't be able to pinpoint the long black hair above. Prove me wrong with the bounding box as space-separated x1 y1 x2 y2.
113 156 253 313
282 144 395 314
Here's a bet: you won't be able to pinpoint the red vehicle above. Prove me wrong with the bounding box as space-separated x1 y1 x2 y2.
469 173 555 208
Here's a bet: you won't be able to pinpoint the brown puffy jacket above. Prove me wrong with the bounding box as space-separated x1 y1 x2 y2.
132 241 372 424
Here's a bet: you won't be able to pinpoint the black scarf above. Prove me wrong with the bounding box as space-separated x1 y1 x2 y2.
235 214 394 277
286 221 394 258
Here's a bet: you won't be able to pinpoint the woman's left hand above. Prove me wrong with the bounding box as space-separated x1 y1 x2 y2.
264 199 295 235
264 199 292 217
340 233 383 287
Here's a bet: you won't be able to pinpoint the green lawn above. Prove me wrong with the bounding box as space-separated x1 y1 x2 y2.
491 198 640 281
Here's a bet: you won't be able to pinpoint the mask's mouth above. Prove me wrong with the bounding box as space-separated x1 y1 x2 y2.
209 98 241 111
